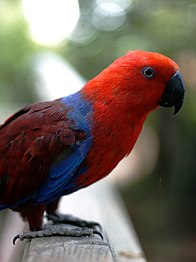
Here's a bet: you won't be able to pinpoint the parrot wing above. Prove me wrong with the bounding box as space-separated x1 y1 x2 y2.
35 139 90 203
0 96 92 208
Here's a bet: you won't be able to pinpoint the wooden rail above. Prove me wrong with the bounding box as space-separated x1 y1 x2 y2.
19 179 146 262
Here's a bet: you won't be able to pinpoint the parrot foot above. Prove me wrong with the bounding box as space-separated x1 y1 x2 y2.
13 224 102 245
46 213 102 231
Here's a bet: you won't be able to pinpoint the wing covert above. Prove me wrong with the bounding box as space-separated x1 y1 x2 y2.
0 91 93 207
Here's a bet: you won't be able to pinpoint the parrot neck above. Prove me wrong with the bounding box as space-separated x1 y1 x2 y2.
82 80 148 157
82 77 152 120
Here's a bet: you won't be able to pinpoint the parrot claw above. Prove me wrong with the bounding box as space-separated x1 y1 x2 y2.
13 224 103 245
46 213 102 231
13 233 24 245
92 229 104 240
13 229 47 245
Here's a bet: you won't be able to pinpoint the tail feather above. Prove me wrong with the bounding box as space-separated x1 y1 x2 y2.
0 194 33 211
0 204 9 210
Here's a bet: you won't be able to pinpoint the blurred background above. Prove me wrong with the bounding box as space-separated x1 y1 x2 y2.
0 0 195 261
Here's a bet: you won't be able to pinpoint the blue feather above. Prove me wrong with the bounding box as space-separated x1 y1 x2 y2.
35 91 92 204
0 204 8 210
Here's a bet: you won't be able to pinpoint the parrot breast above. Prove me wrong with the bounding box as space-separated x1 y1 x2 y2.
72 95 147 190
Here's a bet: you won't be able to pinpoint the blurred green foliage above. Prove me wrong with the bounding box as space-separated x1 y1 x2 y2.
0 0 196 261
0 0 38 108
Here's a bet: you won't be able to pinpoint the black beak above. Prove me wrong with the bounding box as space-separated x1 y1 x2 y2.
159 71 186 114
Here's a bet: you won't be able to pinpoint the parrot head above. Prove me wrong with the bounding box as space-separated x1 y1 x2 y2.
85 50 185 116
116 50 186 115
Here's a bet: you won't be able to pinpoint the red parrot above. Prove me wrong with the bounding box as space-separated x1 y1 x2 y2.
0 50 185 242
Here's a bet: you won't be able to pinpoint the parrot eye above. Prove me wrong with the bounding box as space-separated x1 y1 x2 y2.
142 67 155 79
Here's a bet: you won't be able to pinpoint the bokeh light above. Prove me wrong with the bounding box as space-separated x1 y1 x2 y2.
93 2 127 31
68 17 98 45
35 53 85 100
22 0 80 46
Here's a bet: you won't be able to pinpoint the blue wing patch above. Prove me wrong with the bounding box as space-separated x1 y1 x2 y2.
34 91 93 204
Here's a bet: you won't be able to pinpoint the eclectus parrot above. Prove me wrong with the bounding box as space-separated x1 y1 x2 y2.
0 51 185 242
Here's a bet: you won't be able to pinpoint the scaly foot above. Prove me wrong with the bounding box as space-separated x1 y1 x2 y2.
13 224 102 245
